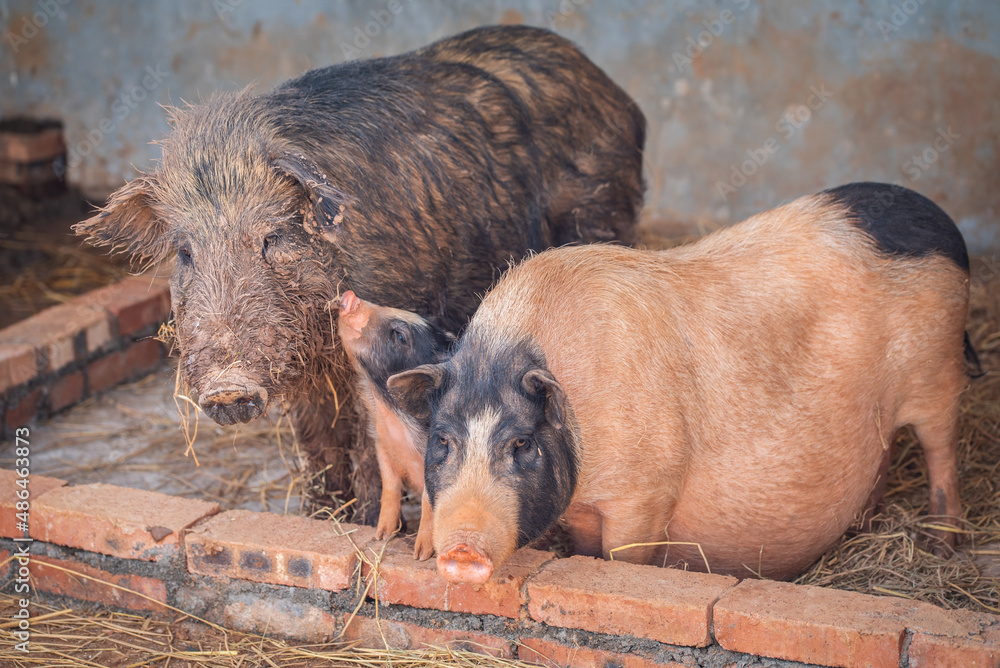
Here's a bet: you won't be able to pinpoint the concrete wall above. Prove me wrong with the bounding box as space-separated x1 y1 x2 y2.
1 0 998 250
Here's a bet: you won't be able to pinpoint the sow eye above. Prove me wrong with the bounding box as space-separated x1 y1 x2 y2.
512 437 539 468
262 233 280 258
428 434 450 465
178 245 193 267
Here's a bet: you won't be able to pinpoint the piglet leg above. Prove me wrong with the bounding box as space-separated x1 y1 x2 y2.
413 490 435 560
375 443 404 539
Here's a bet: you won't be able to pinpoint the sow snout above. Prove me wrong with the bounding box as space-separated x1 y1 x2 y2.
432 486 519 585
437 532 496 584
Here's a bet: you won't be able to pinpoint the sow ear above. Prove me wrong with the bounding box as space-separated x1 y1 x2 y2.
522 368 567 430
73 175 170 263
273 152 349 243
387 364 446 424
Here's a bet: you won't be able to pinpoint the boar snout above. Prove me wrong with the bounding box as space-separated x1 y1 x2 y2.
199 379 269 425
437 534 495 584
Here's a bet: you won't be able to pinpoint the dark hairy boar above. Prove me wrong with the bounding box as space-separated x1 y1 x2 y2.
389 182 973 583
74 25 645 516
338 290 453 558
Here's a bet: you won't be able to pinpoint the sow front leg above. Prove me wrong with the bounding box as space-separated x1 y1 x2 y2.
599 496 676 567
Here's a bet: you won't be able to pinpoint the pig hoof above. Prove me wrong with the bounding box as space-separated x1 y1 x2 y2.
437 544 493 584
413 535 435 561
928 532 958 558
375 524 398 540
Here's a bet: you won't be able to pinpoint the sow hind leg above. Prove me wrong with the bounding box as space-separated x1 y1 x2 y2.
910 391 964 555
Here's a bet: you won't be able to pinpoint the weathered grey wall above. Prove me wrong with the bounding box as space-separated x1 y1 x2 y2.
2 0 998 250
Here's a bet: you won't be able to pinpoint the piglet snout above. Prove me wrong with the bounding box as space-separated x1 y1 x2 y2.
339 290 360 315
437 543 494 584
337 291 371 343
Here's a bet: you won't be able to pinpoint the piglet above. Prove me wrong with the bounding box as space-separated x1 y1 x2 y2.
389 182 973 583
338 290 453 559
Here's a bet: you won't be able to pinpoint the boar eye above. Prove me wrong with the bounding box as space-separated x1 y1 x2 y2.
178 245 193 267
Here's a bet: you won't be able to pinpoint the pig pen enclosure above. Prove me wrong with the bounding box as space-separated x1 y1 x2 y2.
0 183 998 667
3 2 1000 666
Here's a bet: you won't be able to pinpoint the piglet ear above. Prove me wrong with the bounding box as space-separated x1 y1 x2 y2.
73 175 170 264
522 368 567 431
387 364 446 424
273 152 349 243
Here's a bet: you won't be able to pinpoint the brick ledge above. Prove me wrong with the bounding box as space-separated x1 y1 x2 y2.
1 470 997 668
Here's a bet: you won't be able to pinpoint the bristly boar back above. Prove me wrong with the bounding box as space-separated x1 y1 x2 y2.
73 26 645 513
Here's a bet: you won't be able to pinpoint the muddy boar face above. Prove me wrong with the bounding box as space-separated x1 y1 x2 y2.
74 98 349 424
388 339 579 584
338 290 454 408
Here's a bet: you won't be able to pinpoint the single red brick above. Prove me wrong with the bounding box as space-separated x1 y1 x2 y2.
221 593 340 642
342 614 515 657
31 483 219 561
48 370 85 412
713 579 906 668
518 636 687 668
0 302 111 371
905 604 1000 667
4 388 40 431
0 469 67 538
526 556 735 647
909 632 1000 667
186 509 376 591
31 554 167 613
86 350 126 394
0 345 37 393
0 126 64 162
364 537 553 618
74 275 171 337
123 338 165 377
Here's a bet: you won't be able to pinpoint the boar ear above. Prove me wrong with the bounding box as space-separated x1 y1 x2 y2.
73 175 169 263
273 153 349 243
387 364 446 424
522 368 567 431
